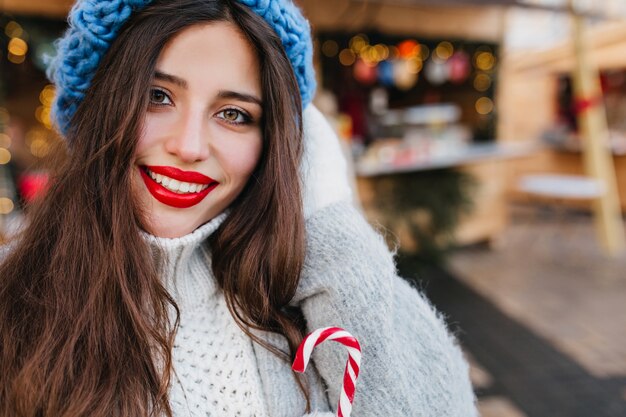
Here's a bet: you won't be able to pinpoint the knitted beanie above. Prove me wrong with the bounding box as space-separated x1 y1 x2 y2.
47 0 316 134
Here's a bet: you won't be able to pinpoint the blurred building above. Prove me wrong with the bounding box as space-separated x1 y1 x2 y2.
1 0 626 248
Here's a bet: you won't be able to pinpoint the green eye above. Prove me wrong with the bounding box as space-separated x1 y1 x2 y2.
217 108 251 125
223 109 239 121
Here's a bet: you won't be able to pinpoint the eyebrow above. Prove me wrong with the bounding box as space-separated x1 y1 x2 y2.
154 70 263 107
154 71 187 89
217 91 263 107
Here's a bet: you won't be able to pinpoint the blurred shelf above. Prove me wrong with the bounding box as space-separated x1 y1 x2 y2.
356 141 538 177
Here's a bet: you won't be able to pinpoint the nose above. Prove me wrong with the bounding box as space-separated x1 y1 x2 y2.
164 108 211 163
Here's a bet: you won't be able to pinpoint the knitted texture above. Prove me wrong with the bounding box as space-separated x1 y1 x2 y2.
47 0 316 134
146 214 272 417
144 201 477 416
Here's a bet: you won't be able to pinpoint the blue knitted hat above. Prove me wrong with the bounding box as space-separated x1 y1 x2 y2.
47 0 316 134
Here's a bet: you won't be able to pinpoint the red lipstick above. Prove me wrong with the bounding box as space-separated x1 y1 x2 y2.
139 165 218 209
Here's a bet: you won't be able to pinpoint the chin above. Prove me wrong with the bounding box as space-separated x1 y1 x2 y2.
144 214 203 238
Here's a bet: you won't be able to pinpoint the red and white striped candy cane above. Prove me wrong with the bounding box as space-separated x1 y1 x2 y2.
292 327 362 417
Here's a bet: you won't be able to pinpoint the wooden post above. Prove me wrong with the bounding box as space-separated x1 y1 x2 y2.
569 0 625 256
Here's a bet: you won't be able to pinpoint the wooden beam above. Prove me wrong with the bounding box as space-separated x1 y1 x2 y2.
0 0 73 18
300 0 505 42
569 0 626 256
504 21 626 73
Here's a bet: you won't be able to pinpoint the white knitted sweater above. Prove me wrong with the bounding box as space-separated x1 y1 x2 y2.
145 201 477 417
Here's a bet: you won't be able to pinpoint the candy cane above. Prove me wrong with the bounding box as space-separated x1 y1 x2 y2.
292 327 362 417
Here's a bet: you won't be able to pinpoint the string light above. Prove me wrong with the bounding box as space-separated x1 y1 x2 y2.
0 198 14 215
30 139 50 158
475 97 494 115
8 37 28 64
397 40 419 59
39 84 56 107
322 40 339 58
4 21 23 39
339 49 356 66
25 129 51 158
473 73 492 92
349 34 369 54
0 148 11 165
475 51 496 71
407 57 423 74
434 41 454 61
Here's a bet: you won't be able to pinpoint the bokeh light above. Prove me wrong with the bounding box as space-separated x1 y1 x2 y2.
4 21 23 39
474 73 492 91
339 48 357 66
0 148 11 165
8 37 28 56
398 40 419 59
349 34 369 54
434 41 454 61
475 97 494 115
322 40 339 57
39 85 56 107
475 51 496 71
30 139 51 158
0 198 14 215
407 57 423 74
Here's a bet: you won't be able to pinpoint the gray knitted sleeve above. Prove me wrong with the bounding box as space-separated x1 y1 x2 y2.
293 202 477 417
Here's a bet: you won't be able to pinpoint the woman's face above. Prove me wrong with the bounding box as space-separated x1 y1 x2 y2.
134 22 263 238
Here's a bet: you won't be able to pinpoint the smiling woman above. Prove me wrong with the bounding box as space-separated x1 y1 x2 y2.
135 22 264 237
0 1 477 417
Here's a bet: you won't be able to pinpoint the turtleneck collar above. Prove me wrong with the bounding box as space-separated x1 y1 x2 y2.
143 212 228 254
142 212 229 310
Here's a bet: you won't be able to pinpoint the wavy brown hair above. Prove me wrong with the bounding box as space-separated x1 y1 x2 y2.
0 1 307 416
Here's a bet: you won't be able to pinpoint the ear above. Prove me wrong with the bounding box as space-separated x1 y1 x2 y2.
300 105 353 219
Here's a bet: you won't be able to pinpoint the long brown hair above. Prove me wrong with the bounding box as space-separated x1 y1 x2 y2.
0 1 307 416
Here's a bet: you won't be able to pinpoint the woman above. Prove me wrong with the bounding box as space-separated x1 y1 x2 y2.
0 1 477 416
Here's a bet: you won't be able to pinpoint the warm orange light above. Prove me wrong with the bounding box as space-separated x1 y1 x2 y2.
30 138 51 158
4 21 23 39
322 40 339 57
407 57 423 74
8 37 28 56
0 148 11 165
475 97 494 115
435 41 454 61
373 44 390 61
0 197 14 215
349 34 369 54
473 73 492 92
40 85 56 106
398 40 419 59
475 51 496 71
339 49 356 66
8 53 25 64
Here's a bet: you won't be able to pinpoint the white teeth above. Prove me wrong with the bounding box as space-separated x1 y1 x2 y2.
145 168 212 194
168 179 180 191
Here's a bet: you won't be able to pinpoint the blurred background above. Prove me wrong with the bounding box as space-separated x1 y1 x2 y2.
1 0 625 415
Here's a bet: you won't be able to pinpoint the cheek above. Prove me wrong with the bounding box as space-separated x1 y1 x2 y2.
136 115 169 156
220 137 262 183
